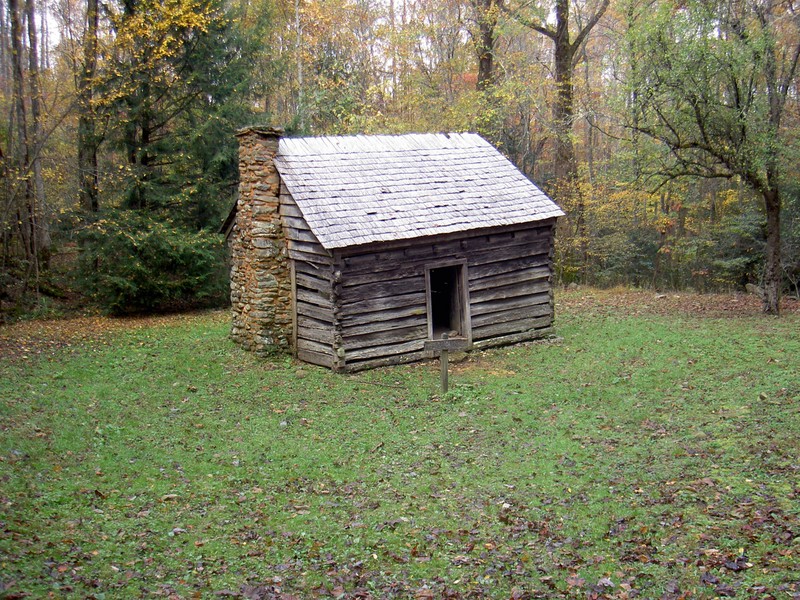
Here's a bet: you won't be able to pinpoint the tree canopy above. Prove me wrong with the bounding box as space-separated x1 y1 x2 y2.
0 0 798 315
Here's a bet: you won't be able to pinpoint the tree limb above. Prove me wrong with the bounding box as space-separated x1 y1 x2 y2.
500 1 556 39
570 0 611 61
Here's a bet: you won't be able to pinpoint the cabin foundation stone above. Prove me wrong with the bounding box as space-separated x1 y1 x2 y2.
229 127 292 354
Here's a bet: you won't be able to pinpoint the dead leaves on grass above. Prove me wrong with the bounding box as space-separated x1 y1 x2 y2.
0 310 228 363
558 288 800 317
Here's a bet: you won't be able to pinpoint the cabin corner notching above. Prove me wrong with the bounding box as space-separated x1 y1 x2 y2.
228 128 565 372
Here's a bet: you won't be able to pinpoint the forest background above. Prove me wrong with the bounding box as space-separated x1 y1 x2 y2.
1 0 799 318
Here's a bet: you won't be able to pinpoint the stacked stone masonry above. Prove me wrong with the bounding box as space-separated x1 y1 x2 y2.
229 128 293 354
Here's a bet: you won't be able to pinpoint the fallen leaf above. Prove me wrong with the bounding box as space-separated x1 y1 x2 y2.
700 572 719 585
715 584 737 597
566 574 585 589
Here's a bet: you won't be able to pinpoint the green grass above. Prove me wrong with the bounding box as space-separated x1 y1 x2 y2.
1 299 799 599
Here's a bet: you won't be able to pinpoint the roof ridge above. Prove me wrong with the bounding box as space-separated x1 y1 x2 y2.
278 132 487 156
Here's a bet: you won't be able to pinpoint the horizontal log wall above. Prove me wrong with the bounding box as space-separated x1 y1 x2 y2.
334 220 556 371
468 227 554 348
280 188 335 368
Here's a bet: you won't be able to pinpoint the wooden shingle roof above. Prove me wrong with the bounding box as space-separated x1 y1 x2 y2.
273 132 564 250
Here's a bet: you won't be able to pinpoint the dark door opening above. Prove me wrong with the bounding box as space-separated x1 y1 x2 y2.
428 264 466 339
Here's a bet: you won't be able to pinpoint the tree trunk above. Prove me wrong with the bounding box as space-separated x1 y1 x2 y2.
552 13 587 275
552 0 577 185
389 0 397 95
475 0 500 90
0 2 8 84
762 187 781 315
8 0 28 186
295 0 304 131
8 0 37 289
581 47 595 185
25 0 49 270
78 0 99 215
509 0 607 184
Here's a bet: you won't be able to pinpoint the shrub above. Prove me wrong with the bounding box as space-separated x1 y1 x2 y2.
78 211 228 314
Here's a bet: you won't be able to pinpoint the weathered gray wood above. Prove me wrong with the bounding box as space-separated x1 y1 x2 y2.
339 233 470 270
294 259 330 276
342 313 426 337
441 348 449 393
296 300 334 323
472 316 552 340
424 337 470 352
337 221 555 259
469 255 551 280
296 287 333 309
469 267 551 291
279 202 304 218
297 337 331 355
471 302 552 328
342 250 465 277
297 319 334 344
285 227 321 244
342 225 549 264
343 324 428 351
462 226 551 251
288 238 331 257
339 291 427 317
467 241 552 267
338 247 551 288
339 275 425 303
281 215 312 231
345 338 425 362
470 292 551 316
297 348 334 368
298 313 332 328
295 271 331 295
290 260 298 353
341 350 428 372
342 239 469 270
472 327 553 350
288 248 334 265
397 238 467 260
339 239 550 277
470 280 551 303
339 303 427 325
289 219 556 371
427 333 457 393
298 330 334 345
340 264 423 287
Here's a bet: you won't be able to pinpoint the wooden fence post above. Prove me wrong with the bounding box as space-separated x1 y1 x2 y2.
424 334 469 395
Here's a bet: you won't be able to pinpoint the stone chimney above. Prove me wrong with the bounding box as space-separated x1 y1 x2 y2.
229 127 293 354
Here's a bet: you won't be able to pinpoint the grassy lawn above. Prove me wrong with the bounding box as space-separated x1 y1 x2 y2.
1 290 798 599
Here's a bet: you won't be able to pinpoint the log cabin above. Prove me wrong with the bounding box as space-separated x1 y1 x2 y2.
226 127 564 372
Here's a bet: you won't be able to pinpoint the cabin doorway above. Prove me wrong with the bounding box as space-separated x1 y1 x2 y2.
426 263 470 341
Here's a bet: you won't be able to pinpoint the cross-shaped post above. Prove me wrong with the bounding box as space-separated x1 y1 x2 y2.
424 334 470 394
